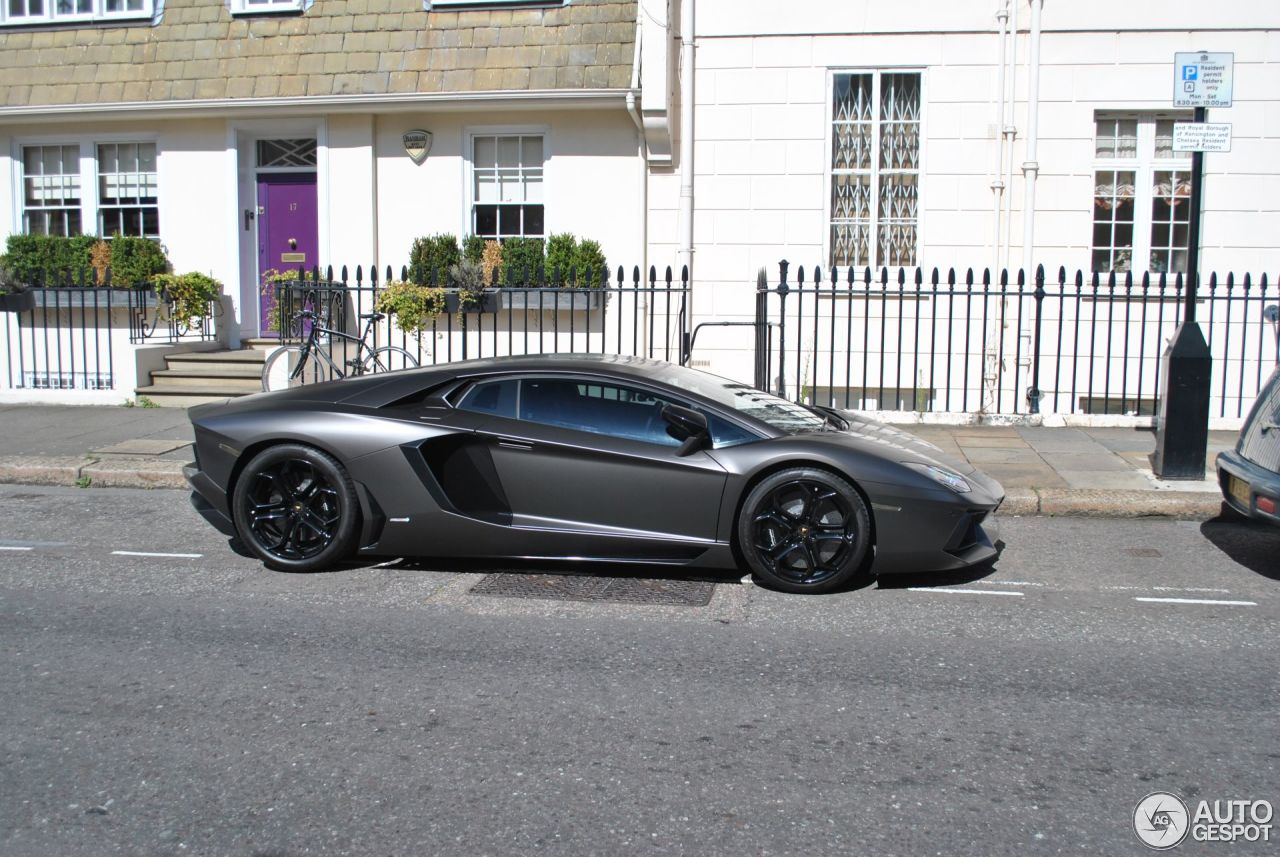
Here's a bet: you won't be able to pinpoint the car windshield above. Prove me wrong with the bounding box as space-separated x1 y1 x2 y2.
651 365 827 433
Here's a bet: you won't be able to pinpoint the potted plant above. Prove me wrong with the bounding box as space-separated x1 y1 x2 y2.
374 280 447 339
0 262 34 313
151 272 222 329
445 259 502 313
408 234 461 286
506 234 608 310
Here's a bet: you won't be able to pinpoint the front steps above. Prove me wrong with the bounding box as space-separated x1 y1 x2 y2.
134 348 268 407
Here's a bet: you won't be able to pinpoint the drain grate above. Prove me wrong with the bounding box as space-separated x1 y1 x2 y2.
470 572 716 607
1122 547 1163 558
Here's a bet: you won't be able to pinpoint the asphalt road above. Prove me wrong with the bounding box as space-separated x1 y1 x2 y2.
1 485 1277 856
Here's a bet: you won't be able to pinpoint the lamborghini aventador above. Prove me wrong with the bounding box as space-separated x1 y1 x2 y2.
186 354 1004 593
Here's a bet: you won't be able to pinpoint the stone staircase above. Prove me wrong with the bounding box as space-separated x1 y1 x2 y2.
134 348 267 408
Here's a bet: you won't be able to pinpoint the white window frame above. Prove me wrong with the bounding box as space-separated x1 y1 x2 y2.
824 68 926 272
229 0 303 16
18 143 84 238
463 125 551 244
1090 111 1193 275
0 0 153 27
12 134 160 241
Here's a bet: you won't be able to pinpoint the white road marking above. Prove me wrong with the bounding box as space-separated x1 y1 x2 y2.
907 587 1025 597
1134 597 1257 607
989 580 1044 587
0 545 33 551
1151 586 1232 594
111 550 203 559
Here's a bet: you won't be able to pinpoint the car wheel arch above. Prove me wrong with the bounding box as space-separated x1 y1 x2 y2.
729 459 878 565
225 437 350 510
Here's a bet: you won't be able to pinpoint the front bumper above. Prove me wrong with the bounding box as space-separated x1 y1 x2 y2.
185 463 235 537
868 476 1004 575
1216 450 1280 526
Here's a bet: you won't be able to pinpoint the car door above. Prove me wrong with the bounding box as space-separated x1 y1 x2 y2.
459 374 729 543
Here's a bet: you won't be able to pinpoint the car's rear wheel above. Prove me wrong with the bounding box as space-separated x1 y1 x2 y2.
231 444 360 572
737 468 872 594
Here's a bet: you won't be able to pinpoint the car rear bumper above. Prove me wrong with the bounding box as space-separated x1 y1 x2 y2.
1216 450 1280 526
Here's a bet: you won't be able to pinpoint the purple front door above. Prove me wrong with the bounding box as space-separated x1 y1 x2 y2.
257 173 318 337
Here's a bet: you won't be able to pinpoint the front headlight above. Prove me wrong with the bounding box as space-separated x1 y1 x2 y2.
903 462 971 493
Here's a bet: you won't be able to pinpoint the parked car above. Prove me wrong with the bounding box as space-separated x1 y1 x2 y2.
1216 365 1280 525
185 355 1004 594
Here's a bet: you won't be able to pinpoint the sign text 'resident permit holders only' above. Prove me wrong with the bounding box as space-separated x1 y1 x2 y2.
1173 52 1234 108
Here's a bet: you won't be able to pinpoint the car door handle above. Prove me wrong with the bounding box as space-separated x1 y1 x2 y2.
496 437 534 451
1261 421 1279 434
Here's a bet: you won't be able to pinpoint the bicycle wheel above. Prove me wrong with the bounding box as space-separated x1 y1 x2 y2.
262 345 326 392
361 346 419 375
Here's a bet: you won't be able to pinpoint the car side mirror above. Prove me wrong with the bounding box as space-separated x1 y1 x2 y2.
661 403 710 456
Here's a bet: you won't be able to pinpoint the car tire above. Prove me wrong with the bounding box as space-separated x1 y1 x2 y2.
231 444 361 572
737 468 872 594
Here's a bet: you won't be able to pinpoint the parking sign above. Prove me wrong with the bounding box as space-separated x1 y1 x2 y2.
1173 52 1233 107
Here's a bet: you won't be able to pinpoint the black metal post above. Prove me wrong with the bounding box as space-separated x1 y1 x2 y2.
776 260 789 399
754 267 769 390
1153 106 1212 479
1028 263 1045 414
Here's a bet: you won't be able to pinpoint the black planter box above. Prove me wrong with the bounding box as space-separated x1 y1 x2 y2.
443 290 504 313
503 289 605 311
27 288 159 310
0 290 36 313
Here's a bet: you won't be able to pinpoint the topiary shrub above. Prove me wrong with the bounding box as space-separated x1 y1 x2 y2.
574 239 608 287
108 235 169 287
499 237 544 285
408 234 460 285
480 239 502 285
462 234 485 266
0 234 97 285
544 233 578 285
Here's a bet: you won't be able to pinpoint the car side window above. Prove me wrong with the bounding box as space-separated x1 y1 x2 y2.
518 378 681 447
706 413 760 448
456 378 519 418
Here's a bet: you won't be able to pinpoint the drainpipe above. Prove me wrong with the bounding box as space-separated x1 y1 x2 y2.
1021 0 1044 275
677 0 695 286
1002 0 1018 273
990 0 1009 272
626 3 648 351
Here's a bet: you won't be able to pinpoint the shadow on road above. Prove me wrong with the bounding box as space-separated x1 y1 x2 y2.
1200 514 1280 582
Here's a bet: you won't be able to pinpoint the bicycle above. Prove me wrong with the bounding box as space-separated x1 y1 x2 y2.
261 309 419 392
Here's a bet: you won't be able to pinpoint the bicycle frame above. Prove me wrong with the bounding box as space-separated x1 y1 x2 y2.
287 314 381 383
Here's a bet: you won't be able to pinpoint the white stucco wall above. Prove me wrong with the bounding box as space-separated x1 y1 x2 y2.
655 0 1279 385
374 108 646 278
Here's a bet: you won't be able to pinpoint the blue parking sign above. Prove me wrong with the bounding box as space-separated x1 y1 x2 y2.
1182 65 1198 81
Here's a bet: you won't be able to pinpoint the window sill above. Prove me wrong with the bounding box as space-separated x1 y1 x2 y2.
0 13 152 27
229 6 304 16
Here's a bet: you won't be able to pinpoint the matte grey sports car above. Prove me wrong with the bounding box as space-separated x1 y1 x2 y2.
186 355 1004 593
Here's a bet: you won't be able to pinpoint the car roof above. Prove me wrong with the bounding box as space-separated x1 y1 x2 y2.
340 354 699 407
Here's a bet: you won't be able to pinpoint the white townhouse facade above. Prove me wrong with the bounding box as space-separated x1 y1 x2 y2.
0 0 1276 418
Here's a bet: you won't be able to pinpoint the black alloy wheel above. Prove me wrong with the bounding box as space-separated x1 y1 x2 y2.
231 444 360 572
738 468 871 593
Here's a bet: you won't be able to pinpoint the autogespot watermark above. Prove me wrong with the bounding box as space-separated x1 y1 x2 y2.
1133 792 1273 849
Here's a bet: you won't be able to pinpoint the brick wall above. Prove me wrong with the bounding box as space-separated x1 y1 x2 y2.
0 0 636 107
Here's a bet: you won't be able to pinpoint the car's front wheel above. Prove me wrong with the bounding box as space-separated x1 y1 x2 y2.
231 444 360 572
737 468 872 594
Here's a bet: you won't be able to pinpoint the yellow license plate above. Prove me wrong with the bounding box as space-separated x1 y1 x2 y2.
1229 475 1251 505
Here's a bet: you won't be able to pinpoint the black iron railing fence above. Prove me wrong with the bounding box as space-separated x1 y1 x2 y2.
274 263 690 372
1 272 219 392
755 262 1278 419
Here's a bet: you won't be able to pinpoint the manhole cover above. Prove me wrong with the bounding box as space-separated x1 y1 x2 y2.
1122 547 1163 558
470 573 715 607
